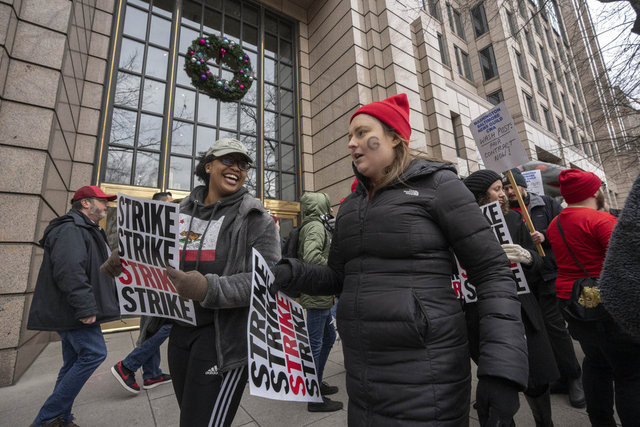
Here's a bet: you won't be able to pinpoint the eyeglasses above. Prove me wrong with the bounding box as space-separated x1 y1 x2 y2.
218 156 250 171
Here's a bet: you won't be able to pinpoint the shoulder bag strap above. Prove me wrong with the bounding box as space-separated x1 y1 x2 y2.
556 215 593 279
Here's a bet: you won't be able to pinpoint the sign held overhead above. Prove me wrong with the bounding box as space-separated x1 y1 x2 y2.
470 102 529 173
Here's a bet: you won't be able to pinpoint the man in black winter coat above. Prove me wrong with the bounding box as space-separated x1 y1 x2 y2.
28 185 120 427
502 169 585 408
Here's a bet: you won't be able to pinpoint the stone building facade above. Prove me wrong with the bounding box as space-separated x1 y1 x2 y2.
0 0 633 385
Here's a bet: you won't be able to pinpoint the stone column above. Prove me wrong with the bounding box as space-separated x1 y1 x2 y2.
0 0 115 386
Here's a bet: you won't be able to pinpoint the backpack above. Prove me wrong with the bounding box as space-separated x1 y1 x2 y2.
282 219 328 259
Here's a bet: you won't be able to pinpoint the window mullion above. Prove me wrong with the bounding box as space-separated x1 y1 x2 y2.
160 1 181 190
258 6 265 201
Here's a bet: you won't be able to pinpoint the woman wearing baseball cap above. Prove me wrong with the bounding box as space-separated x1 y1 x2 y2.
113 138 280 426
166 138 281 426
271 94 528 425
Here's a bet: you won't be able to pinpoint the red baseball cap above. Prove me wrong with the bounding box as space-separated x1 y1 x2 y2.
71 185 117 202
350 93 411 142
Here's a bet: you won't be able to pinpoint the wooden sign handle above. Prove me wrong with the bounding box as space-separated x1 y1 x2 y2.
506 170 545 257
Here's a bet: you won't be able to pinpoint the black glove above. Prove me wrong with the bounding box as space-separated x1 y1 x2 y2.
476 376 520 427
269 262 294 298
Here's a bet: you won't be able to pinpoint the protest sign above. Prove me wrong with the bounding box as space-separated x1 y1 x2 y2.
247 249 322 403
470 102 529 173
451 201 530 303
522 170 544 196
115 193 196 325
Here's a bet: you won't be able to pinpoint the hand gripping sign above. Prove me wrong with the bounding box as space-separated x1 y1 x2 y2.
451 201 530 302
247 249 322 402
115 193 196 325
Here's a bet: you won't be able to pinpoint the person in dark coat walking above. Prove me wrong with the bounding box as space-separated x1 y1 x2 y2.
28 185 120 427
600 172 640 337
502 170 585 408
271 94 528 426
464 170 559 427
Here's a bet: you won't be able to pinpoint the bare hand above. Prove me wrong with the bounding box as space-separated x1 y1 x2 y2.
530 231 545 245
80 315 96 324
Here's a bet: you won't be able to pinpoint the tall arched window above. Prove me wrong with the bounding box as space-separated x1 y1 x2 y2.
97 0 299 202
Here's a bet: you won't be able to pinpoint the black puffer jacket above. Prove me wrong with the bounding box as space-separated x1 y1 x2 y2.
468 210 558 392
282 159 528 426
27 209 119 331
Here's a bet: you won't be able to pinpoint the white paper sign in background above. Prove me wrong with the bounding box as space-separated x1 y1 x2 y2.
470 102 529 173
522 170 545 196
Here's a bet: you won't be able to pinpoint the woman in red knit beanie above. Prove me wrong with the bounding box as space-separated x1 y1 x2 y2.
272 94 528 425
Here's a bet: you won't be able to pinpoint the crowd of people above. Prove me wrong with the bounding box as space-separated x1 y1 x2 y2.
26 93 639 427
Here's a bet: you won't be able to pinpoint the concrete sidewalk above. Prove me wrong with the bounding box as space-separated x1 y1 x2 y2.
1 330 596 426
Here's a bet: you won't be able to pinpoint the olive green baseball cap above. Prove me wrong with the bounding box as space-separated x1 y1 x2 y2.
205 138 252 163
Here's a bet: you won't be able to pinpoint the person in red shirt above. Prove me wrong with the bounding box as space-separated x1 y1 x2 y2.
547 168 640 427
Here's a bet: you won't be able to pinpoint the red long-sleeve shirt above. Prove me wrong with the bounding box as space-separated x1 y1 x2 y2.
547 207 617 299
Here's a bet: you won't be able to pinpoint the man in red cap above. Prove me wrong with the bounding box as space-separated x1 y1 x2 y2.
547 169 640 426
28 185 120 427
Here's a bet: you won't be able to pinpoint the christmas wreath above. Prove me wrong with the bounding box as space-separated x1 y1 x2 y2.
184 34 254 102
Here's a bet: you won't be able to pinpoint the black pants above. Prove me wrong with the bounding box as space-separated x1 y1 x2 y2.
559 299 640 426
537 288 581 380
168 325 247 427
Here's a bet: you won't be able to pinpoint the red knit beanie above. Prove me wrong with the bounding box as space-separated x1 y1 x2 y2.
350 93 411 143
559 168 602 203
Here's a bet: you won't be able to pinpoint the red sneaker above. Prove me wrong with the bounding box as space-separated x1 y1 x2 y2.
143 373 172 390
111 361 140 394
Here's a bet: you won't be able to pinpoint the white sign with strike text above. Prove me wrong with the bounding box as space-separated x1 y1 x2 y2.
247 249 322 403
115 193 196 325
451 201 530 302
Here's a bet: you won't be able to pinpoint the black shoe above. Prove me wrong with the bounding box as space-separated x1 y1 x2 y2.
568 377 586 408
308 396 343 412
143 373 172 389
320 381 338 396
549 378 568 394
30 416 64 427
111 361 140 394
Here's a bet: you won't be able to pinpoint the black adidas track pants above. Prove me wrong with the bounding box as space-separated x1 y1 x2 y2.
168 325 247 427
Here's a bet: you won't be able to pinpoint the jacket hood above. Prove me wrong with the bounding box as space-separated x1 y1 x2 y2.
527 192 545 209
39 210 94 247
180 185 248 214
352 158 457 193
300 192 331 220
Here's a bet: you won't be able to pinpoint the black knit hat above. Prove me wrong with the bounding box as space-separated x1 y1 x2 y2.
502 168 527 188
463 169 503 200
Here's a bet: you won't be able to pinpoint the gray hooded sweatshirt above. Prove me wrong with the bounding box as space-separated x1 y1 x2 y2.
177 185 281 372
